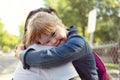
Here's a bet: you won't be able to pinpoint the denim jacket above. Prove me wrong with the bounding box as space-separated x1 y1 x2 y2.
20 26 99 80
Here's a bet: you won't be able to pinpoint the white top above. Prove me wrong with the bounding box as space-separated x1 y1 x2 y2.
12 44 78 80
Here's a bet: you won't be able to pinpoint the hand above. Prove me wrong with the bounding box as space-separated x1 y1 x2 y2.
14 45 25 59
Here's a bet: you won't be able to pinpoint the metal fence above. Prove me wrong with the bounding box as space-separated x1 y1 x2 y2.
92 42 120 80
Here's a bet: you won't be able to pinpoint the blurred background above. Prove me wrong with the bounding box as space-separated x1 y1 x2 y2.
0 0 120 80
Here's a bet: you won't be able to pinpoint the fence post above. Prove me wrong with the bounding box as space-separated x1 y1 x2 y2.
118 41 120 80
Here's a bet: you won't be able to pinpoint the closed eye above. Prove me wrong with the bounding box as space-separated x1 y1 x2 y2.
51 31 56 38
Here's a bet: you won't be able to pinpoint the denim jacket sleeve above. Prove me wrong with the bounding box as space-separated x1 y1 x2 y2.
20 28 88 69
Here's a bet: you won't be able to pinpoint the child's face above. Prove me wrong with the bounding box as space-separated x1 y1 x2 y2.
39 25 67 46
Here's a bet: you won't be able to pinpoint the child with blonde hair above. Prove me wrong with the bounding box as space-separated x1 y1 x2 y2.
13 8 80 80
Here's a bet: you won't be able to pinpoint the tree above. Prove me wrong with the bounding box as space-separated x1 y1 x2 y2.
19 23 24 43
1 31 19 52
0 19 5 48
0 19 19 52
95 0 120 42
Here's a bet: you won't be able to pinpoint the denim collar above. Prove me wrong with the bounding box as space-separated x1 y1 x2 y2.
67 25 77 38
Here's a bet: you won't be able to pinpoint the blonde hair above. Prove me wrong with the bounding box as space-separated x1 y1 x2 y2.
25 12 64 47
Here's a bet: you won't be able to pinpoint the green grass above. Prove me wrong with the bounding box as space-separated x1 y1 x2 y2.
105 63 119 69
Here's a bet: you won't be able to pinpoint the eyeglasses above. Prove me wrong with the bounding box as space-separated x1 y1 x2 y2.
39 30 56 45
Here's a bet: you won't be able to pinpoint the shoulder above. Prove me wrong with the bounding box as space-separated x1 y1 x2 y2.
27 44 54 51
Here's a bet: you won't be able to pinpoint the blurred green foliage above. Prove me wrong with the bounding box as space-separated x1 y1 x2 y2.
0 20 19 53
105 63 118 69
19 23 24 43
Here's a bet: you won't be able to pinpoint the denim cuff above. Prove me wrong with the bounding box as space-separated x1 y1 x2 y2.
20 49 31 69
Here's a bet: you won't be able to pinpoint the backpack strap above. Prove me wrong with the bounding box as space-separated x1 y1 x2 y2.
93 51 107 80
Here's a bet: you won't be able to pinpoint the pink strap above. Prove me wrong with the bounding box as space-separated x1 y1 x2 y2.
93 51 107 80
